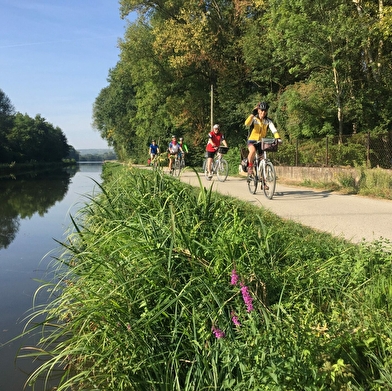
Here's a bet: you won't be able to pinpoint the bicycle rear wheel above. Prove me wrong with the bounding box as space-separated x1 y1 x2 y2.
263 162 276 199
216 159 228 182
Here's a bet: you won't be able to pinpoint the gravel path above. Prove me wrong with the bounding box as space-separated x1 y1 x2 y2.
177 169 392 244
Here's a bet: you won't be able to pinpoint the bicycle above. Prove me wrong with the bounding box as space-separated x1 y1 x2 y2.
247 138 278 199
151 153 165 170
178 152 186 170
202 152 208 172
169 153 182 176
204 146 229 182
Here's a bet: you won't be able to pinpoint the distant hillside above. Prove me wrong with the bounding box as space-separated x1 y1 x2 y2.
78 149 114 156
76 149 117 162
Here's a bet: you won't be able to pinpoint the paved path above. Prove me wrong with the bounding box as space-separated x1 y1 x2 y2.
177 169 392 244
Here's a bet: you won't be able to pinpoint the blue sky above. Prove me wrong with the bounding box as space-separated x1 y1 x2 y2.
0 0 135 150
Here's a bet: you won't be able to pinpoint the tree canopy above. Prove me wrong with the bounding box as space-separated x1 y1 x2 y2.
0 88 71 164
93 0 392 161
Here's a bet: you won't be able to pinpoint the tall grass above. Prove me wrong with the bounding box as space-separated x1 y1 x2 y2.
20 163 392 390
300 166 392 199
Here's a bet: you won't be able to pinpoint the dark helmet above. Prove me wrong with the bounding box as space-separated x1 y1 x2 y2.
258 102 269 111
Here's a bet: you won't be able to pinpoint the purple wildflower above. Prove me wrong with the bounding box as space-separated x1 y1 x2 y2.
231 311 241 327
212 326 225 339
230 269 239 286
240 283 254 312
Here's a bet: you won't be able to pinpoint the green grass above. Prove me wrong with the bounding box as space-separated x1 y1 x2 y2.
20 163 392 390
282 167 392 199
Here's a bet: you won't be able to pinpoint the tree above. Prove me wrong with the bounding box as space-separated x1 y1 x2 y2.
92 62 137 160
0 89 15 162
67 146 80 161
94 0 392 161
117 0 253 148
7 113 70 163
265 0 368 140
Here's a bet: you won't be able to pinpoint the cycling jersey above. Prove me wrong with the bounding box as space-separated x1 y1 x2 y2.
245 115 280 141
149 144 159 155
168 142 181 154
206 131 225 153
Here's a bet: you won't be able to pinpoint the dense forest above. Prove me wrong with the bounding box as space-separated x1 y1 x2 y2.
0 89 71 164
92 0 392 162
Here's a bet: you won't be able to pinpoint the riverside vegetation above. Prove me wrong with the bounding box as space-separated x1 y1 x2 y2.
21 162 392 390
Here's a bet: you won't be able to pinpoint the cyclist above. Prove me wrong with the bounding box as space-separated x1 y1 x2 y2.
205 124 228 178
148 140 160 165
167 135 183 173
245 102 281 183
178 137 188 165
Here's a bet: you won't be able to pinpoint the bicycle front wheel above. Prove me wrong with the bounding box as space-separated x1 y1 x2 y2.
216 159 228 182
263 162 276 199
173 159 181 176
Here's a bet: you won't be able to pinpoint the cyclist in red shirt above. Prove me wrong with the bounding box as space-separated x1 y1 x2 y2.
205 124 228 178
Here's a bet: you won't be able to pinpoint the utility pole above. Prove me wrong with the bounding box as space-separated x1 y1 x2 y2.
210 84 214 128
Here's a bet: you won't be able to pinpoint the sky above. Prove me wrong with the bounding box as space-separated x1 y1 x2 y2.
0 0 135 150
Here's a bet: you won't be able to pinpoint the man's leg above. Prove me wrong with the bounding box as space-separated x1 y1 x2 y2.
207 156 213 177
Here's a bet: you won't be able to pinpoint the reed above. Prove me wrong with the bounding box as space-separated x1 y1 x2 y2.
20 163 392 390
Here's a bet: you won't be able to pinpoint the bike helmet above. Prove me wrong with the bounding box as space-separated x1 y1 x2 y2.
258 102 269 111
213 124 220 129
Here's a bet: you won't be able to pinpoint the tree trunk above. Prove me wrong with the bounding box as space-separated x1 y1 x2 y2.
330 39 343 143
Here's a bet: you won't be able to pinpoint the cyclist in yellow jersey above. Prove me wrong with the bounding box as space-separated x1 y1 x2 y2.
245 101 281 177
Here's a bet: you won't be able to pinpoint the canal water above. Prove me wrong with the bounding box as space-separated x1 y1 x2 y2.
0 163 103 390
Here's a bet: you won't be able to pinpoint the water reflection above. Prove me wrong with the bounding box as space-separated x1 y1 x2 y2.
0 163 102 391
0 166 78 250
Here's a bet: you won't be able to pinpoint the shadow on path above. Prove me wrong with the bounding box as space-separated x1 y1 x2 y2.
274 189 333 200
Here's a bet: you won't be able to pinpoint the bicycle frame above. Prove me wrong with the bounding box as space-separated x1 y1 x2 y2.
178 152 186 169
212 153 222 171
247 139 277 199
204 151 229 182
170 154 182 176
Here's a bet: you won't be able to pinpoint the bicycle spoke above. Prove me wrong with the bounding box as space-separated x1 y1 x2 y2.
216 159 228 182
247 174 258 194
263 162 276 199
173 159 181 176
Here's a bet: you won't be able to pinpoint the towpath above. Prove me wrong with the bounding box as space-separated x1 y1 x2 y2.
177 169 392 245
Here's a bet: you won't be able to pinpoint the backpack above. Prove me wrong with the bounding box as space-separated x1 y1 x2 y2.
241 158 248 172
240 147 248 172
